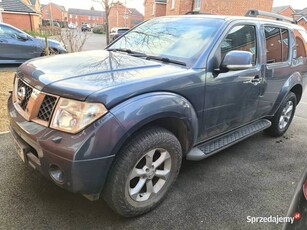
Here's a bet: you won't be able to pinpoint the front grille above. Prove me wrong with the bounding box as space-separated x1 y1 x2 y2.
17 80 33 110
37 95 57 122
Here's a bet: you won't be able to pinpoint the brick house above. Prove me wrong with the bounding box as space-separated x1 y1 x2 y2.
23 0 41 13
144 0 167 20
295 8 307 30
0 0 41 31
68 8 104 27
272 5 295 18
41 3 67 26
109 3 144 29
145 0 273 18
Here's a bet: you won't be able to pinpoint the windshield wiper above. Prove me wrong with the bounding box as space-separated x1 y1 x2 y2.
107 49 186 66
146 56 187 66
107 48 146 57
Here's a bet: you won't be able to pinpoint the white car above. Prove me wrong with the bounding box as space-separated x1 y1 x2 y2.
68 23 77 29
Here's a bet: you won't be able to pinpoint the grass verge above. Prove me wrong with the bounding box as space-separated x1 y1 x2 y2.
0 72 14 132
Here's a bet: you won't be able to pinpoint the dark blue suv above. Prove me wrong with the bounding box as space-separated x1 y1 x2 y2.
8 11 307 217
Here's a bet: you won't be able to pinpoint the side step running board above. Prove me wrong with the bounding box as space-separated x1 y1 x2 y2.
186 119 271 161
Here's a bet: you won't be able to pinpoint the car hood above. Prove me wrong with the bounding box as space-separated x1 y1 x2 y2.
18 50 189 106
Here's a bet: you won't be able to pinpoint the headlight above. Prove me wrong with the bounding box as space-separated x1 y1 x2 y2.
50 98 108 134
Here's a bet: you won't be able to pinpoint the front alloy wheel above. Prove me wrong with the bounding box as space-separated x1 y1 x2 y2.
104 127 182 217
128 148 171 202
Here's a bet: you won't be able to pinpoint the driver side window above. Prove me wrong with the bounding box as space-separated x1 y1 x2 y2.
0 25 20 40
221 25 257 65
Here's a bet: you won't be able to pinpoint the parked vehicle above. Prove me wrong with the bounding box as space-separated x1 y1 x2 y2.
0 23 66 64
109 27 129 41
81 23 91 32
68 23 77 29
8 11 307 217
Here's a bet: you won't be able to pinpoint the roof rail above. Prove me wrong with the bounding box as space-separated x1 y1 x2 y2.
185 11 213 15
245 9 297 24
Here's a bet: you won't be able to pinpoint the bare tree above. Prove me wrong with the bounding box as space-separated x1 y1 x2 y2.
58 29 89 53
93 0 117 45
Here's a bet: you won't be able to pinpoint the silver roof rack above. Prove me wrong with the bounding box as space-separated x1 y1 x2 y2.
245 9 297 24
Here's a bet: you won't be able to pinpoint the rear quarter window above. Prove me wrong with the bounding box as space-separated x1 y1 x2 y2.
294 29 307 58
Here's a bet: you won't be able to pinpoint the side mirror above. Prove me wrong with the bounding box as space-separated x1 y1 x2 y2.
17 33 29 41
221 50 253 71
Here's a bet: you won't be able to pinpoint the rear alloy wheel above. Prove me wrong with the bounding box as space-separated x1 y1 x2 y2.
265 92 297 137
104 127 182 217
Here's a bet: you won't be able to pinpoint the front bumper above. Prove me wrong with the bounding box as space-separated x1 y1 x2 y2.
8 94 123 196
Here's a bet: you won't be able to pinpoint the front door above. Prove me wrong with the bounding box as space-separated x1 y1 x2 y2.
203 24 264 139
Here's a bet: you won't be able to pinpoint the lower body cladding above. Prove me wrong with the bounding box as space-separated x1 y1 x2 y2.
7 95 126 200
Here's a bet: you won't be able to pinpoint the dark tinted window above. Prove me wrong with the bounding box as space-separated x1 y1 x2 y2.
221 25 257 65
118 29 129 34
265 27 289 64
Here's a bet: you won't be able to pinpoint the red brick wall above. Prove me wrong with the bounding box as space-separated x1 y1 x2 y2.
68 14 104 27
298 19 307 31
2 12 40 31
144 2 166 20
278 7 295 18
166 0 192 16
41 3 66 22
199 0 273 16
109 3 144 29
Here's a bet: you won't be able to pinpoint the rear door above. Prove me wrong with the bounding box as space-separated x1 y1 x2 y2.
203 23 264 139
256 25 293 117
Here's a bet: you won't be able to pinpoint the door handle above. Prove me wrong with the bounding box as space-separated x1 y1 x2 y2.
251 75 261 83
243 75 261 85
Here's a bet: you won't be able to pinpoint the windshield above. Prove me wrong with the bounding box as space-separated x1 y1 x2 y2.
108 17 224 64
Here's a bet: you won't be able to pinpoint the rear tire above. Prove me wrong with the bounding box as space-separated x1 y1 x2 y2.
265 92 297 137
103 127 182 217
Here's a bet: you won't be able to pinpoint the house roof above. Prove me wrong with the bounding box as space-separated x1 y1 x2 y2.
68 8 105 17
128 8 143 17
0 0 37 13
29 0 37 5
295 7 307 16
272 5 294 14
41 3 66 12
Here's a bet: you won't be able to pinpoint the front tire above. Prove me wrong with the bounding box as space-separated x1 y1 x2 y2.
103 127 182 217
265 92 297 137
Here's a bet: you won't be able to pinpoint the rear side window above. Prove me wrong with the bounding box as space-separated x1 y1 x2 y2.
221 25 257 65
264 26 289 64
294 29 307 58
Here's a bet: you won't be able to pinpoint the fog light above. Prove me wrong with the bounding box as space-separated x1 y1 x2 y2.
49 164 65 184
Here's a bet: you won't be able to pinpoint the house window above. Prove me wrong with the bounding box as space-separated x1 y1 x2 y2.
171 0 175 9
88 16 91 20
194 0 201 10
69 14 72 19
